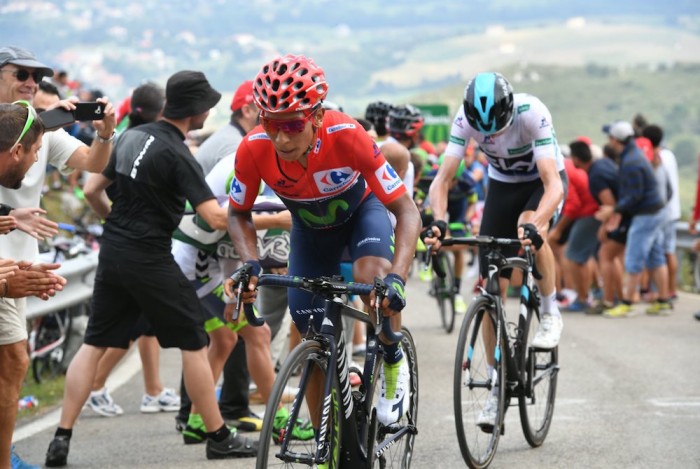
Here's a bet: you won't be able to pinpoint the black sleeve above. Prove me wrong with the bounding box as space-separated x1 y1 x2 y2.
174 153 215 208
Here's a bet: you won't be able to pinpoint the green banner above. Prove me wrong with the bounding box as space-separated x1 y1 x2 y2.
415 104 451 144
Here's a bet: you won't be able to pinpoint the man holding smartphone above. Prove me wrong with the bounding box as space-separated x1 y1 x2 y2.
0 45 116 467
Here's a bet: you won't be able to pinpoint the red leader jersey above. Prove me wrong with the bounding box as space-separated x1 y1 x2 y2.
229 110 406 229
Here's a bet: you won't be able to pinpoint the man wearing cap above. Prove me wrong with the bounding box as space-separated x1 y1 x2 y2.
45 71 257 467
195 79 257 175
595 121 671 317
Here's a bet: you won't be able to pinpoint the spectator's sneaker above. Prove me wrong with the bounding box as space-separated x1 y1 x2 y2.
86 387 123 417
45 436 70 467
454 294 468 314
418 268 433 283
565 299 590 313
695 311 700 321
603 303 632 318
476 394 499 430
646 301 673 316
586 301 614 315
140 387 181 413
183 414 207 445
11 445 40 469
226 411 263 432
205 431 258 459
272 407 315 443
376 358 410 425
531 314 563 349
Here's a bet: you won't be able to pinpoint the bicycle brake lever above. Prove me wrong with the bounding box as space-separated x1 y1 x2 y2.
373 277 404 344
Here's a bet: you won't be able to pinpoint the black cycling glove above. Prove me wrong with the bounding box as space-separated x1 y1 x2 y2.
383 273 407 312
519 223 544 250
420 219 448 242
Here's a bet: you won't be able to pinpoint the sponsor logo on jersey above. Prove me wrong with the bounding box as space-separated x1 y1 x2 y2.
357 236 381 247
517 104 530 114
313 167 356 193
535 137 553 147
314 138 322 153
248 132 270 141
539 117 550 129
508 143 532 155
449 135 466 146
326 123 356 134
375 162 403 194
229 177 247 205
454 116 465 128
372 142 381 157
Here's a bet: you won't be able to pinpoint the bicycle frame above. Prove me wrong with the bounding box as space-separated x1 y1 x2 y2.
241 273 417 468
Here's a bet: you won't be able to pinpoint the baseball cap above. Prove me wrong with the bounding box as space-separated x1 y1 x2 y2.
602 121 634 141
230 80 253 112
0 46 54 77
163 70 221 119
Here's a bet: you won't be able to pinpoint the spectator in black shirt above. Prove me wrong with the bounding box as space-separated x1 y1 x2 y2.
46 71 257 467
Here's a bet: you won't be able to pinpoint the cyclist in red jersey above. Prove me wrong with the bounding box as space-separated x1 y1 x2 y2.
224 54 421 428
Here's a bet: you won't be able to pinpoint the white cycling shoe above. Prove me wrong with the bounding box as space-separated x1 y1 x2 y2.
376 358 410 426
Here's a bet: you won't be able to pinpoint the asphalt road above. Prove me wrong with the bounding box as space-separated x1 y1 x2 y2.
13 275 700 469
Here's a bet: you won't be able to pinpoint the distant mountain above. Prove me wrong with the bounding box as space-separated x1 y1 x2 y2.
1 0 699 116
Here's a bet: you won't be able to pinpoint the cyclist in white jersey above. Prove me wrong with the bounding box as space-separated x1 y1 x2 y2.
426 72 566 426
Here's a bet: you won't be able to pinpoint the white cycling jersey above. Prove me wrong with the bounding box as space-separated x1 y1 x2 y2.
444 93 564 183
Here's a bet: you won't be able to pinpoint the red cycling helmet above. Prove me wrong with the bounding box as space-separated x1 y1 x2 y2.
253 54 328 113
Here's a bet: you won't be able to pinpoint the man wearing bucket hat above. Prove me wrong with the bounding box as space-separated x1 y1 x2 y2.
45 71 257 467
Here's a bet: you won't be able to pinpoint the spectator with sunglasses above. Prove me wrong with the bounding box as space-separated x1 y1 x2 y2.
0 44 116 343
0 101 68 469
225 54 421 430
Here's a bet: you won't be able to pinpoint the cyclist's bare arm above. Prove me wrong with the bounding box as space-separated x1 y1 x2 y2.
223 205 260 299
385 192 421 281
426 155 462 245
519 157 563 242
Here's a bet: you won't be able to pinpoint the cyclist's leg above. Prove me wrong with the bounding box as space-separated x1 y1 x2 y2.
287 220 345 428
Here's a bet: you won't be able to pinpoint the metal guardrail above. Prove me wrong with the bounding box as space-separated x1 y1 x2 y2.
26 250 98 320
23 222 699 320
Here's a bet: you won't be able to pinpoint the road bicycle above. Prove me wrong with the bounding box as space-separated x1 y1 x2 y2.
441 235 559 469
232 268 419 468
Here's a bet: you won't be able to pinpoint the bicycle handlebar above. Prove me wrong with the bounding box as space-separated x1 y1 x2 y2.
232 270 403 343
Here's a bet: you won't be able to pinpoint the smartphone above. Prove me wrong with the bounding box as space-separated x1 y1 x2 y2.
39 102 106 131
74 101 106 121
39 108 75 131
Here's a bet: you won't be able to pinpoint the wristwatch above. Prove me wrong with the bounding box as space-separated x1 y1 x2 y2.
95 131 115 144
0 204 13 217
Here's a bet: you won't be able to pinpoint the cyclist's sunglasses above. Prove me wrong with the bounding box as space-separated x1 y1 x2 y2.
1 68 44 83
259 105 320 135
11 100 38 151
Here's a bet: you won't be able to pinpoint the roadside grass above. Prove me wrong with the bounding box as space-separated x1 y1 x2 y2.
17 373 65 421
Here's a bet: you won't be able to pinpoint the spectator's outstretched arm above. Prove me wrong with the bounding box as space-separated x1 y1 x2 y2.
9 207 58 240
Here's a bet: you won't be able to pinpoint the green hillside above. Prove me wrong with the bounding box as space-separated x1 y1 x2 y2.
411 63 700 218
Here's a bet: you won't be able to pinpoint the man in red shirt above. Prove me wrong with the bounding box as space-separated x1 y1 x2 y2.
550 142 601 311
224 55 421 428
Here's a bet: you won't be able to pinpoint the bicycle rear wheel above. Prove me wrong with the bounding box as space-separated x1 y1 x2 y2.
369 327 419 468
453 296 505 469
434 253 456 334
32 310 72 384
518 308 558 447
257 339 342 469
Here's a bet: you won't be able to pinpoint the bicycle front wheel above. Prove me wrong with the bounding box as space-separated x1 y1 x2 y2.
369 327 419 469
434 253 456 334
518 308 558 447
453 296 505 469
257 339 343 469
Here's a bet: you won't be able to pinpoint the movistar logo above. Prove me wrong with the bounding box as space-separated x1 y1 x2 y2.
298 200 349 227
392 281 405 299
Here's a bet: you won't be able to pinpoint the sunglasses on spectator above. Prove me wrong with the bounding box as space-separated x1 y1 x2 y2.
259 105 320 135
1 68 44 83
11 100 38 153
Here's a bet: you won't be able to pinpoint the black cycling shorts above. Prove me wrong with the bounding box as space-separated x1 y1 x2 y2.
478 170 568 278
